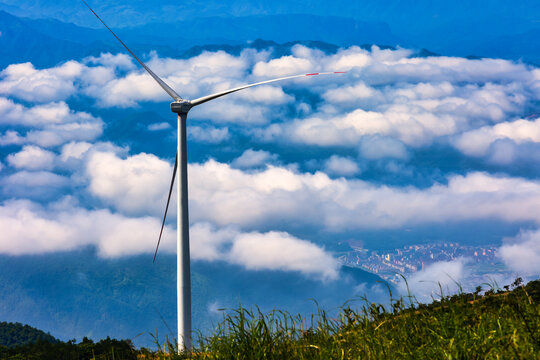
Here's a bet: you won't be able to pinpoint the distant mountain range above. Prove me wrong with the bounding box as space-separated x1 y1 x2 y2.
124 14 400 48
2 8 539 71
0 249 387 348
0 10 400 70
0 10 176 69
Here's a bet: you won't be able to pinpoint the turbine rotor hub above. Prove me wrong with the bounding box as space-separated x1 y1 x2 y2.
171 100 192 114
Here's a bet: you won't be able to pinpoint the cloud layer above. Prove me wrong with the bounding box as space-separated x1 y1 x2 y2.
1 43 540 282
191 223 338 280
397 258 469 302
84 149 540 233
499 230 540 276
0 198 336 280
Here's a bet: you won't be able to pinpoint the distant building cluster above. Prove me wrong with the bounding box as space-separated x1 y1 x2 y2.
338 242 507 285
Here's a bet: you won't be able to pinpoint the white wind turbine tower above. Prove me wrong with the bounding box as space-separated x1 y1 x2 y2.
83 0 345 352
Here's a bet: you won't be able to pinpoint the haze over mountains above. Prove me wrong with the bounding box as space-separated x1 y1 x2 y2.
1 0 540 68
0 249 384 345
0 10 397 69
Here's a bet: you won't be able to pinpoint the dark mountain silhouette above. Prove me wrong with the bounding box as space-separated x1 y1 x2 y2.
0 321 57 348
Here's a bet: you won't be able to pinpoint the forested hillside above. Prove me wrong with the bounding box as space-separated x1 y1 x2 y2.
0 321 56 347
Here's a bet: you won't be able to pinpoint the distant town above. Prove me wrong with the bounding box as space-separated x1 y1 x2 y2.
338 242 510 286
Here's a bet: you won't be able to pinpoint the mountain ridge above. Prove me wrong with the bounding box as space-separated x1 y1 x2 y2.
0 9 401 70
0 321 57 348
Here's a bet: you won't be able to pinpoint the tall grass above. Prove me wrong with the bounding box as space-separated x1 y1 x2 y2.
151 279 540 359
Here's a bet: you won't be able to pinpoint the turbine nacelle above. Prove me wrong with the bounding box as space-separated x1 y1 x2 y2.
171 100 193 114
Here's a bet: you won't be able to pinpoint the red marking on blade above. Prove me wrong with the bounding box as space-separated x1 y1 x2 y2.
334 71 346 73
306 73 319 76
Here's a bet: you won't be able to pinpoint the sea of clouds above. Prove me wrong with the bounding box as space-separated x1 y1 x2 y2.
1 44 540 294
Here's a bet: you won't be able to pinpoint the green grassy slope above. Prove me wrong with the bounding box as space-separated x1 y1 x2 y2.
185 279 540 359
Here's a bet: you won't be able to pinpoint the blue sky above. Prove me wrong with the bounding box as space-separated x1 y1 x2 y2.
1 0 540 344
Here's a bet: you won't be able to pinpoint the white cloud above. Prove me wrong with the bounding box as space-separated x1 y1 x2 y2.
0 199 78 254
0 131 23 146
263 106 461 148
245 50 535 151
148 122 172 131
60 141 93 162
231 149 278 168
84 153 540 231
3 171 68 188
0 55 136 105
454 117 540 157
58 141 128 172
97 214 173 257
359 135 408 160
0 61 83 102
326 46 373 70
188 125 230 143
3 47 535 157
268 80 530 148
499 230 540 276
26 49 294 111
0 98 94 126
190 222 238 261
397 258 469 301
200 161 540 231
0 199 336 280
190 100 272 124
0 98 103 147
323 82 378 104
85 50 253 107
253 55 314 78
190 222 338 280
86 71 170 107
226 85 292 104
22 122 103 148
358 55 532 86
7 145 56 170
0 199 175 257
391 81 455 100
487 139 518 165
149 50 249 80
1 171 69 197
229 231 338 280
86 151 171 216
187 161 540 231
323 155 359 176
84 53 136 71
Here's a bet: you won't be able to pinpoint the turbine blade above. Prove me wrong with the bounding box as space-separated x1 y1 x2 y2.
81 0 182 102
190 71 346 107
153 153 178 263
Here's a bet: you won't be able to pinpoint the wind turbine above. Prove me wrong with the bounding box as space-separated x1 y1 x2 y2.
82 0 344 352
